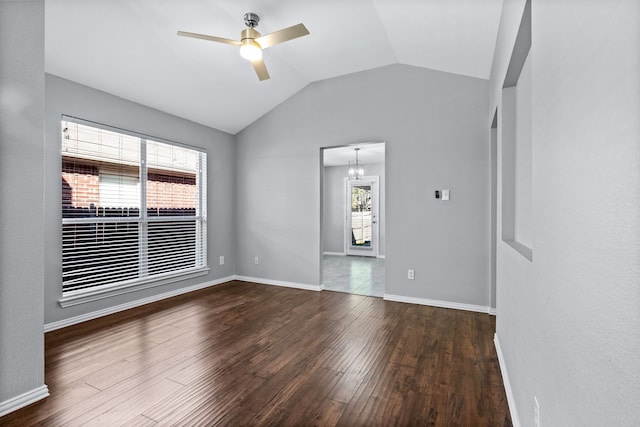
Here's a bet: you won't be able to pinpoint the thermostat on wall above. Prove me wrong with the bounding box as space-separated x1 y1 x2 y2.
442 189 450 201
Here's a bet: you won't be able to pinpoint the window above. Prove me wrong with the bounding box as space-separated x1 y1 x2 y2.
61 118 207 303
501 0 532 261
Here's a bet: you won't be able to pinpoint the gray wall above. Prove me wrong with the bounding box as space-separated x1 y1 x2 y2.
0 0 46 408
322 163 386 256
44 75 236 324
236 64 491 306
491 0 640 425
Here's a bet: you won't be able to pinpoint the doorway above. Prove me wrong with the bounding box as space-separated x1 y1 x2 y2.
321 143 385 297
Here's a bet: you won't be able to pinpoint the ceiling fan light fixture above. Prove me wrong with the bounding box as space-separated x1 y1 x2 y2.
178 12 309 80
240 40 262 61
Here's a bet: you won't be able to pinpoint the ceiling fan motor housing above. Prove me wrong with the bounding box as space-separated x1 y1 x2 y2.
241 27 260 42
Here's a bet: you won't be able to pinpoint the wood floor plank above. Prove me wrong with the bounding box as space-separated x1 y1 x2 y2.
120 414 157 427
326 318 397 405
388 306 430 368
144 371 266 425
65 378 183 427
89 328 211 390
353 362 417 425
308 398 347 427
251 367 344 426
32 341 207 426
0 281 511 426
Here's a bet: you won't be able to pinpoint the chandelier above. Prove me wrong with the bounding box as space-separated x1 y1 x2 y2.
348 148 364 180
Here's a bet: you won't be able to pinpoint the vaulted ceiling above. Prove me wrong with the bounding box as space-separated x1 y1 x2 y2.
45 0 503 135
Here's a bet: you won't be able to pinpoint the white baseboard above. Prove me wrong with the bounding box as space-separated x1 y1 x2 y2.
489 307 497 316
494 333 521 427
45 276 234 332
383 294 491 314
0 385 49 417
234 275 322 292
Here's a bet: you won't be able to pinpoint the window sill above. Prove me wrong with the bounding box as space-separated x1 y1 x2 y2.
503 239 533 262
59 267 210 308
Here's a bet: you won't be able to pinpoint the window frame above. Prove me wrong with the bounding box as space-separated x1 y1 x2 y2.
59 116 209 308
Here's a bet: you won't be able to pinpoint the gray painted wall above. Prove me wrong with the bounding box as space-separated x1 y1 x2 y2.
323 165 349 254
44 75 236 324
322 163 386 256
0 0 46 407
491 0 640 425
236 64 491 306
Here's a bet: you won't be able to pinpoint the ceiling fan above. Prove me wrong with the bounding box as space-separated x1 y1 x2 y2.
177 13 309 81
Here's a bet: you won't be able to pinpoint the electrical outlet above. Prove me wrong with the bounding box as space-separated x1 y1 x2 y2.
408 269 415 280
219 256 224 265
534 397 540 427
254 256 259 265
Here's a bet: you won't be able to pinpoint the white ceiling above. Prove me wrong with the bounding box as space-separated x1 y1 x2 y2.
45 0 503 135
324 143 386 167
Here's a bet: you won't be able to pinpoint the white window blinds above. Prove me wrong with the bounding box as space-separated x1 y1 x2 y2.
61 119 207 296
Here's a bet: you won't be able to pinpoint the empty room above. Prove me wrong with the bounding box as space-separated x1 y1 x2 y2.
1 0 638 426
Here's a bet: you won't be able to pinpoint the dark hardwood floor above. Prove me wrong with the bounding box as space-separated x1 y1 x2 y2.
1 281 511 426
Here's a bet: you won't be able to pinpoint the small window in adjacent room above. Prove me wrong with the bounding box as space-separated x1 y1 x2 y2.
60 118 207 304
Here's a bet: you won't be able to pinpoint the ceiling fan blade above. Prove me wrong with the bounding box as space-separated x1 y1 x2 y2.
177 31 241 46
251 58 270 81
255 23 309 49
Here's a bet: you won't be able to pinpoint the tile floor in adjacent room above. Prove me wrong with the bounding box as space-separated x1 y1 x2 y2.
322 254 385 297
